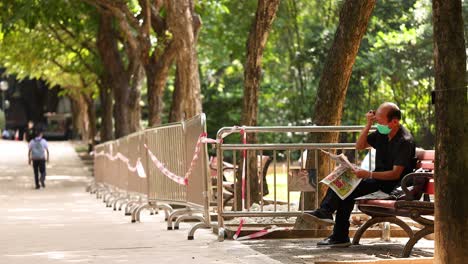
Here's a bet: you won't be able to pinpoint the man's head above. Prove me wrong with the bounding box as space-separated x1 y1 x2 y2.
375 102 401 134
34 127 44 138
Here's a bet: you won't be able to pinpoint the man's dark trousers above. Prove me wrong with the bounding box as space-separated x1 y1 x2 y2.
320 179 397 240
32 160 46 188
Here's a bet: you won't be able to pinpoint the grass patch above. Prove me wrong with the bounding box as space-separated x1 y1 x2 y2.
74 145 89 153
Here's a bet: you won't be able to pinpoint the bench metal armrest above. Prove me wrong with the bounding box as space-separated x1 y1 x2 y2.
401 172 433 201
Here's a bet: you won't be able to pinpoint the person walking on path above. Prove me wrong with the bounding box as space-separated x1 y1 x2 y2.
28 128 49 189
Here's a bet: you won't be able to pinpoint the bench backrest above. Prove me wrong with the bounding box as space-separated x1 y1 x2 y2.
415 150 435 195
416 149 435 171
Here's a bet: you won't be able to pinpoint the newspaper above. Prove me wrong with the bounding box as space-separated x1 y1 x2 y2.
319 150 362 200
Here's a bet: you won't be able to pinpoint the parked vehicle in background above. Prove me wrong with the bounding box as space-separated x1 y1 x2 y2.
42 113 73 140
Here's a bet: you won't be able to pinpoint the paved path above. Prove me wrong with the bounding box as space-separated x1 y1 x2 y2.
0 140 279 264
0 140 434 264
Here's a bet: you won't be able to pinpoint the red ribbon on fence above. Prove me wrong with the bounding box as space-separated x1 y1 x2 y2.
144 133 217 186
93 151 147 178
235 226 290 241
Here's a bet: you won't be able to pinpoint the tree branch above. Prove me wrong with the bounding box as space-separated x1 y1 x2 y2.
56 22 99 58
47 25 96 74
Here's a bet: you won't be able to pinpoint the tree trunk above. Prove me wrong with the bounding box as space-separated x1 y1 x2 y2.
98 83 113 142
432 1 467 263
303 0 376 210
69 93 89 142
166 0 202 120
238 0 280 207
127 64 144 132
169 66 184 122
70 96 83 140
146 46 176 126
97 13 136 138
83 93 96 145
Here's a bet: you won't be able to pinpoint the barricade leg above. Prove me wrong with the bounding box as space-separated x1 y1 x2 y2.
167 207 192 230
132 202 170 223
174 213 204 230
158 204 173 221
112 196 128 211
187 222 216 241
125 200 141 215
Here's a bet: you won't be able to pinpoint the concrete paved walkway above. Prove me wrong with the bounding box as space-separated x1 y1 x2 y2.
0 140 434 264
0 140 279 264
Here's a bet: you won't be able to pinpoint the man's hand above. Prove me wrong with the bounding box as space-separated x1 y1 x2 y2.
365 110 376 127
28 159 31 165
351 168 371 179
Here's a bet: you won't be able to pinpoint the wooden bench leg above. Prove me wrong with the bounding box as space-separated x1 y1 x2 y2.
402 225 434 258
352 216 414 245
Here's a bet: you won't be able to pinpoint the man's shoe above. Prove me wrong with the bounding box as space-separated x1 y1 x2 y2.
41 181 45 188
301 210 335 225
317 236 351 248
35 186 40 190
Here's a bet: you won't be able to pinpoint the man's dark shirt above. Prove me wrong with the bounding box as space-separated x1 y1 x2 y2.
367 125 416 192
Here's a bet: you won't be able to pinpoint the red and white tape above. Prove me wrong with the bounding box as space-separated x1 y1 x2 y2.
144 133 217 186
233 219 245 240
235 226 290 241
93 151 146 178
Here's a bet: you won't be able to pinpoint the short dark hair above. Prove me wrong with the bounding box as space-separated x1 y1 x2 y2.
34 127 44 137
387 107 401 121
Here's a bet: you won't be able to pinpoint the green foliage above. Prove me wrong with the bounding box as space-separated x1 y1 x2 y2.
197 0 438 148
0 0 448 149
0 0 100 97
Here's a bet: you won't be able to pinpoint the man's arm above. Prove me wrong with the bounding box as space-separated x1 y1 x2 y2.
356 125 372 150
46 148 50 163
356 110 376 150
352 165 404 181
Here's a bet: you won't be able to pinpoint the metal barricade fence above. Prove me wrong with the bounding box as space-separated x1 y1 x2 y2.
215 126 374 240
131 114 212 237
90 144 105 194
126 132 148 195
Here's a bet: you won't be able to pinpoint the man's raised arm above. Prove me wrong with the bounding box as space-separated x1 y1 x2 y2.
355 110 375 150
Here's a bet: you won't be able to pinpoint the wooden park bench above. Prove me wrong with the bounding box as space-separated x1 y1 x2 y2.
352 150 435 257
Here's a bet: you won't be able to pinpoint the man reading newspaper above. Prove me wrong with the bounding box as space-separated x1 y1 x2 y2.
301 102 416 247
319 150 362 200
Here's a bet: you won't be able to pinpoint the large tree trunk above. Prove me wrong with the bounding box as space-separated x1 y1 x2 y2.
146 47 176 126
98 83 113 142
169 66 184 122
237 0 280 208
303 0 376 210
83 93 96 145
127 64 144 132
69 92 89 142
432 1 467 263
166 0 202 121
70 95 85 140
97 13 137 138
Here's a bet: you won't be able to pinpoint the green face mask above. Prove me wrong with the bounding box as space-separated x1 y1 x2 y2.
376 124 392 134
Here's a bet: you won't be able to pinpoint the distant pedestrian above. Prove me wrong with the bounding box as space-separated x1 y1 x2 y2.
28 128 49 189
24 120 35 142
2 129 11 139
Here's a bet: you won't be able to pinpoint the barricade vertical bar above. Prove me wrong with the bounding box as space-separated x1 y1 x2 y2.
247 150 251 211
287 150 291 212
314 149 319 209
259 150 264 211
216 131 224 228
233 150 237 211
273 150 277 212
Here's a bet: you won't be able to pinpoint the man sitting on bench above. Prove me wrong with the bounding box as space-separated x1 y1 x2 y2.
302 102 416 247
